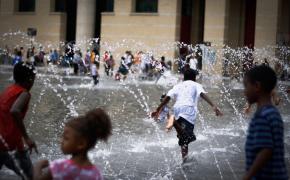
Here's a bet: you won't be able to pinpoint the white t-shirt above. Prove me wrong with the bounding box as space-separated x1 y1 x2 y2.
189 58 198 70
91 64 97 76
167 80 206 125
125 54 132 65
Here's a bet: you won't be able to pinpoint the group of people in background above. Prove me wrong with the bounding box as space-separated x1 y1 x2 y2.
223 47 290 82
176 45 203 75
0 46 46 66
0 45 177 85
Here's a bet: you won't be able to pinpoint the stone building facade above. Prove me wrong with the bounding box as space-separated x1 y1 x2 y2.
0 0 289 59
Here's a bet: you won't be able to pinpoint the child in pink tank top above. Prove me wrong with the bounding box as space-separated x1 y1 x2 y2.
34 108 112 180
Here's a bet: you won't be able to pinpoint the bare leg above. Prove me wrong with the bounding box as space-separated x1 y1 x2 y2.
173 120 188 160
166 115 175 131
181 145 188 160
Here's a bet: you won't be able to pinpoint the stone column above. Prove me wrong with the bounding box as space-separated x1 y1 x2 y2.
203 0 227 45
255 0 279 48
75 0 96 50
203 0 227 75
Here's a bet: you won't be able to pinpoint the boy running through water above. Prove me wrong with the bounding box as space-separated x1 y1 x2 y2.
0 62 38 179
151 69 222 160
243 65 288 180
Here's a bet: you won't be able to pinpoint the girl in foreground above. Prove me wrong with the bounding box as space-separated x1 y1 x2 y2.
34 108 112 180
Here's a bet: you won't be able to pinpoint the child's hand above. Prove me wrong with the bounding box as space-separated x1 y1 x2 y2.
151 111 159 119
24 137 38 154
165 126 173 132
213 106 223 116
33 159 51 180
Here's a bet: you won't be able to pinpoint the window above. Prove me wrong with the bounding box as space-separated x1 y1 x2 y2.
135 0 158 13
54 0 66 12
18 0 35 12
101 0 114 12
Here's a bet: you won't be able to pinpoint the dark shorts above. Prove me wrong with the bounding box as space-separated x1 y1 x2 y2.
176 117 196 146
118 66 129 75
0 150 33 179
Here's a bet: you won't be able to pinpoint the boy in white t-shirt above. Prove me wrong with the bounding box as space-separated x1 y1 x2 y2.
151 69 223 160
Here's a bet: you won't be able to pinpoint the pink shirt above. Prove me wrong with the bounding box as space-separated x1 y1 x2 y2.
50 159 103 180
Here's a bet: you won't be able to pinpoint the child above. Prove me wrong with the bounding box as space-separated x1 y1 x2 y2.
155 94 175 132
34 108 112 180
0 62 37 179
91 63 99 85
243 65 288 180
155 94 170 123
117 56 129 80
115 72 121 81
103 51 110 76
107 55 115 77
12 50 22 66
151 69 222 160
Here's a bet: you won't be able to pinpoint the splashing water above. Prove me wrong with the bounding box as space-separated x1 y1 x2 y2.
0 32 290 179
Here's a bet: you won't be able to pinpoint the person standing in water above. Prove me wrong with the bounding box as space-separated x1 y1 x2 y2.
151 69 223 160
243 65 288 180
0 62 38 179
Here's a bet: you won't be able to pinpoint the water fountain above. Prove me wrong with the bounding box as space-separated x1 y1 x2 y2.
0 32 289 179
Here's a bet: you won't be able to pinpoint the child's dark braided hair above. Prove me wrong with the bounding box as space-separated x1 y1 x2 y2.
67 108 112 150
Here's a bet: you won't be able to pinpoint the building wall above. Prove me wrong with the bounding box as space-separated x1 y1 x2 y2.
100 0 181 60
255 0 279 48
224 0 245 47
76 0 95 50
203 0 227 75
0 0 285 57
0 0 66 49
203 0 227 46
190 0 205 45
277 0 290 45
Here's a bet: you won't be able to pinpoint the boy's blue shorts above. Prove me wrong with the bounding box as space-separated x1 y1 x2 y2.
176 117 196 146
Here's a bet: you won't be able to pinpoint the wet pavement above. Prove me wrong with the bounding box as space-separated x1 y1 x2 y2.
0 65 289 180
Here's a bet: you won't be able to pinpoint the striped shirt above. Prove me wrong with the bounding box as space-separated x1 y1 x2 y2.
245 105 288 180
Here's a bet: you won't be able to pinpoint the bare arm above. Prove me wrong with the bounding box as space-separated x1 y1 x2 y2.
200 93 214 107
10 91 30 139
243 149 272 180
33 160 52 180
151 96 171 118
10 91 38 153
200 93 223 116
